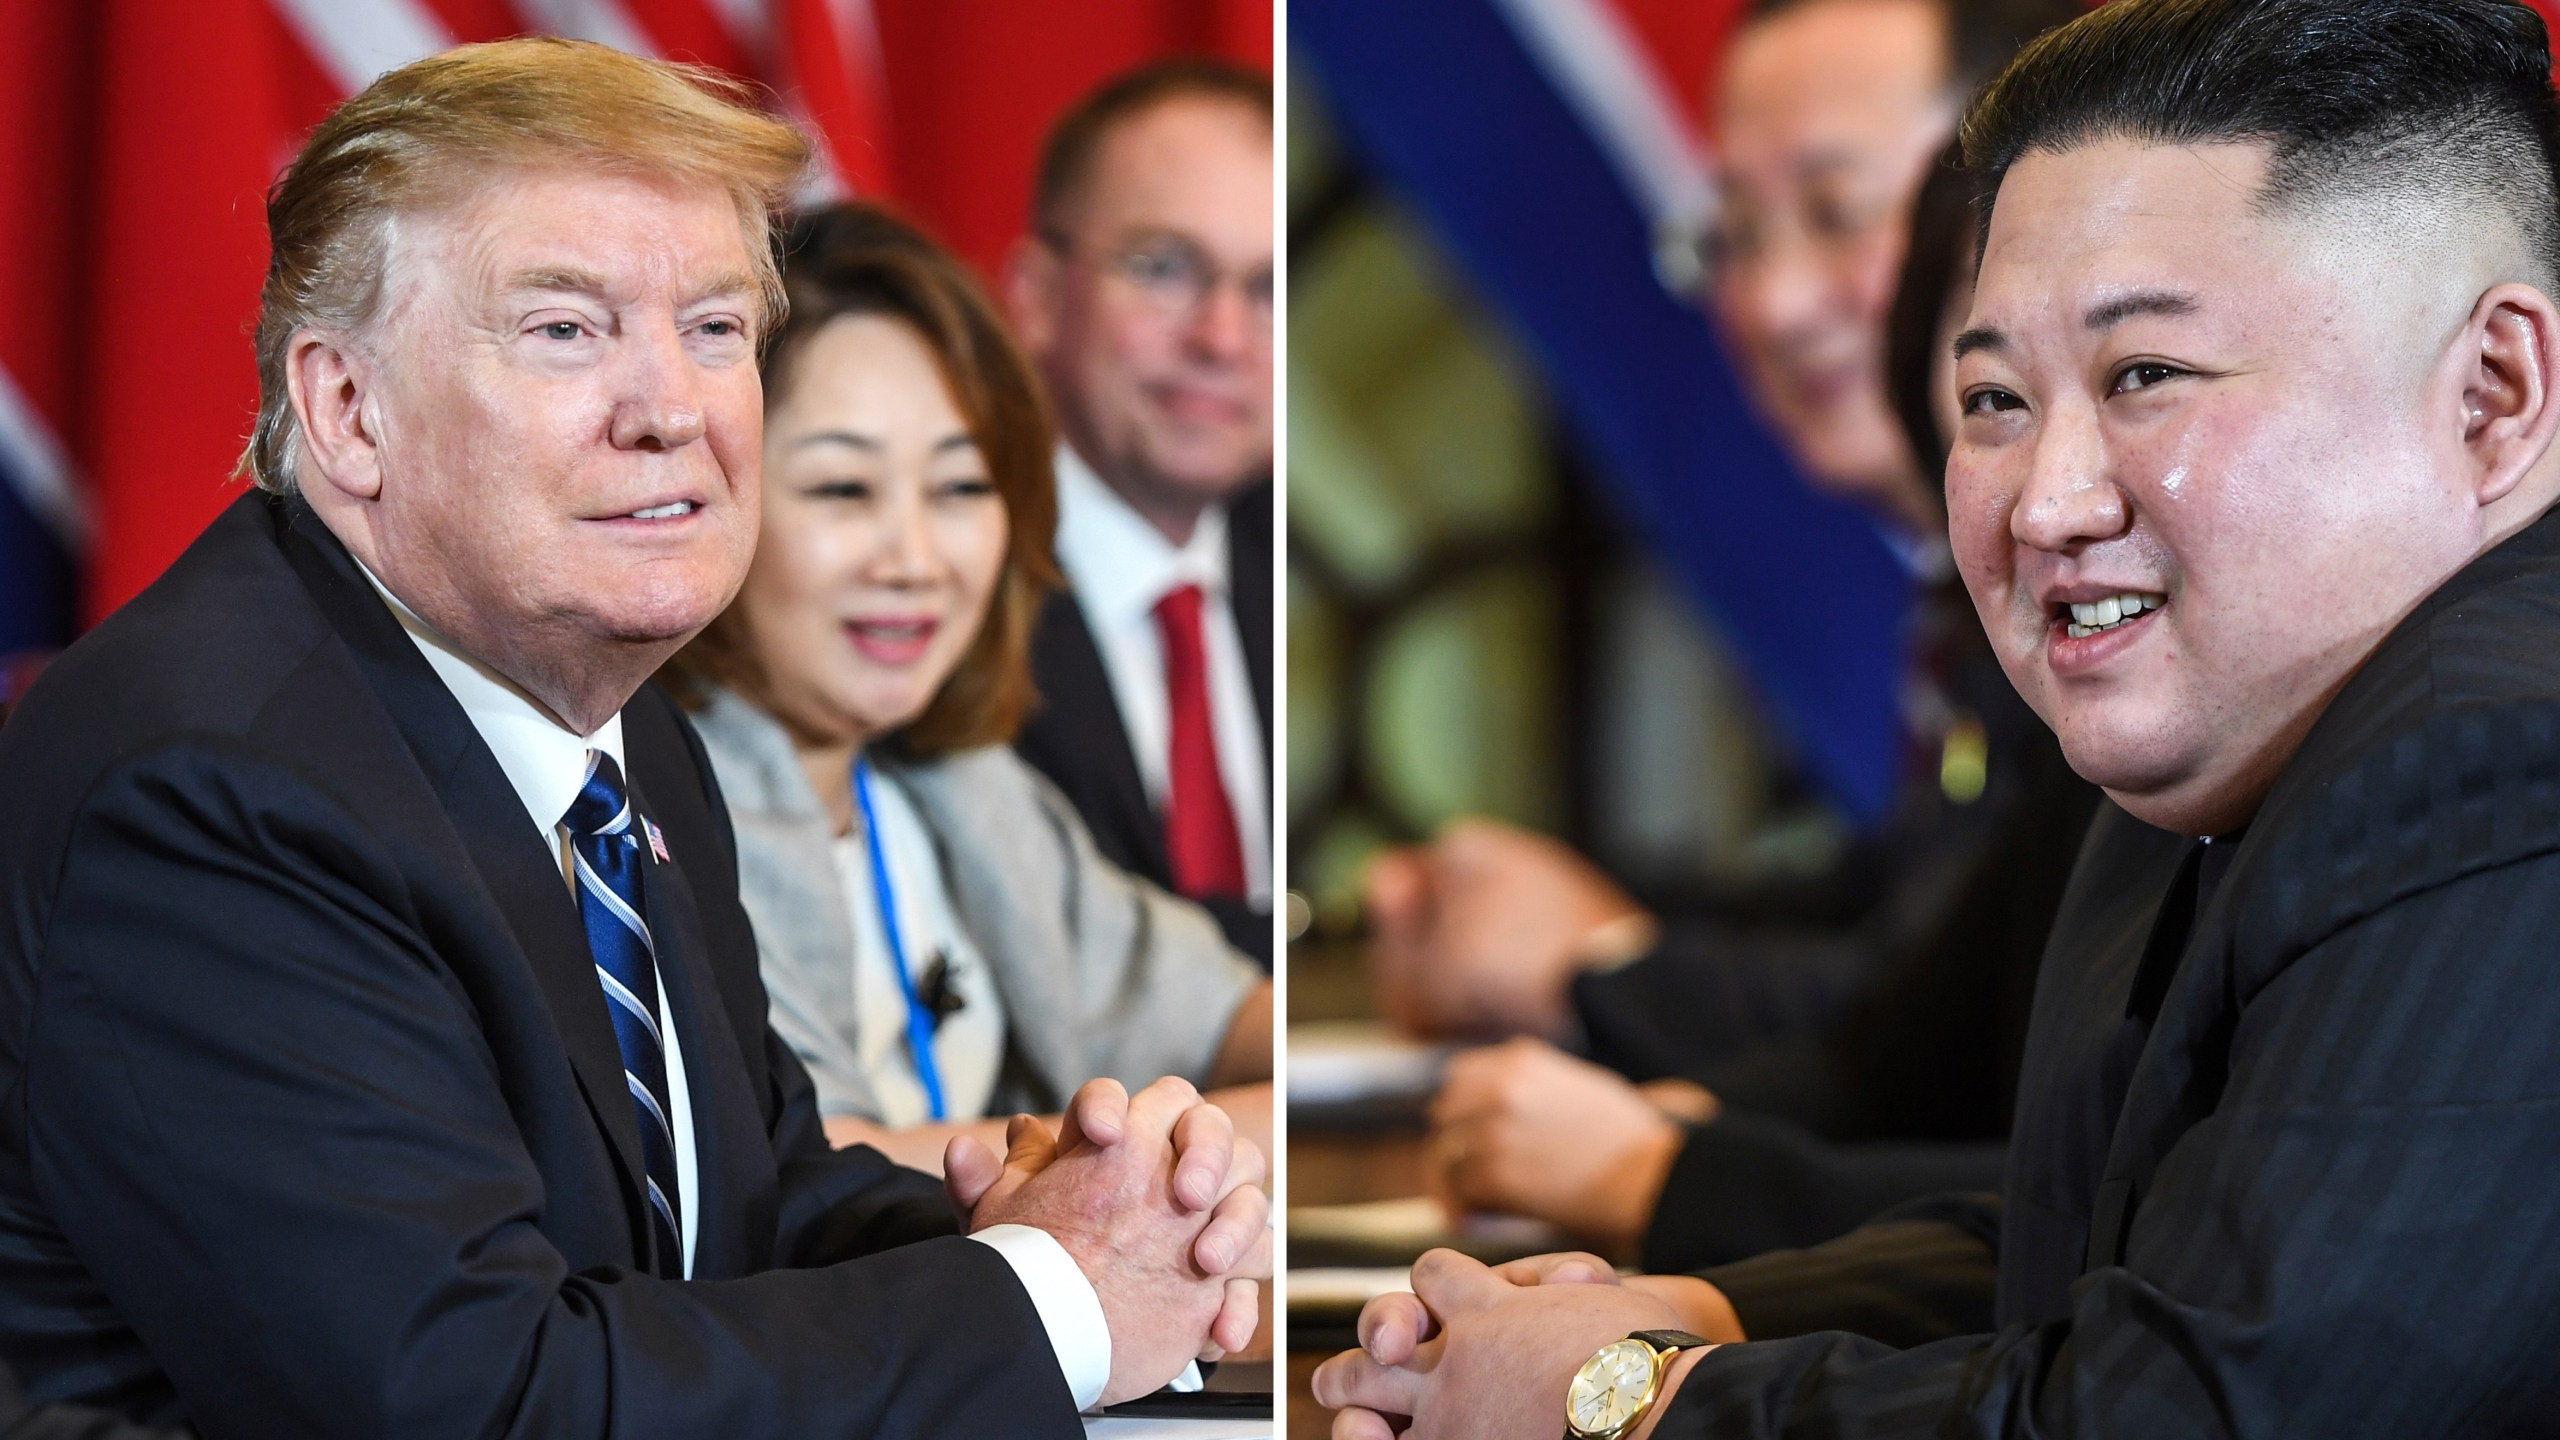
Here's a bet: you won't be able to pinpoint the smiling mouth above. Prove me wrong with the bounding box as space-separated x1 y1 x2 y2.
2057 590 2166 640
845 618 938 663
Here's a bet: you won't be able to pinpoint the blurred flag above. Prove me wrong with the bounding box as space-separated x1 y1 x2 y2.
0 0 1267 663
1296 0 1913 822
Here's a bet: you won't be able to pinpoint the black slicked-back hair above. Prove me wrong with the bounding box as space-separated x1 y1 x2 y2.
1961 0 2560 282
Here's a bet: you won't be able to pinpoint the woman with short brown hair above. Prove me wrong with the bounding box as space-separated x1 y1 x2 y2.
665 203 1270 1170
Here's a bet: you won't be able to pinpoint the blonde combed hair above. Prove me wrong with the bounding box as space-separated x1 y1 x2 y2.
239 36 812 494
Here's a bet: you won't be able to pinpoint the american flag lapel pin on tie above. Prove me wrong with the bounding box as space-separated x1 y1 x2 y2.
642 816 670 864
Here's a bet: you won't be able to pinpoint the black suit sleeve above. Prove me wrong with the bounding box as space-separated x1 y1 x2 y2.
1651 853 2560 1437
0 1366 187 1440
1640 1118 2005 1272
1689 1192 2000 1347
25 742 1077 1440
1573 926 1878 1083
763 1019 966 1267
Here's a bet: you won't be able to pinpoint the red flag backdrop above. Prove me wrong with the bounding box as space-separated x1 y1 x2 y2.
0 0 1268 627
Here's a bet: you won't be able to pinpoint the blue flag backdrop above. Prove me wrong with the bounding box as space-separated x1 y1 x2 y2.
1295 0 1915 822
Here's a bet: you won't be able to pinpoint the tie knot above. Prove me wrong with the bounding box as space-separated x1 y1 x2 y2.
564 750 634 840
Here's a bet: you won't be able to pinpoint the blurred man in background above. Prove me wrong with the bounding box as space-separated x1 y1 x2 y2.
1374 0 2094 1268
1008 61 1278 965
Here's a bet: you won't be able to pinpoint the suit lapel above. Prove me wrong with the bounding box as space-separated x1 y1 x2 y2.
1227 480 1275 748
270 500 659 1259
1030 591 1166 875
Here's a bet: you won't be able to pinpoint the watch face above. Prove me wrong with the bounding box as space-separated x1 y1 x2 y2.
1567 1339 1656 1435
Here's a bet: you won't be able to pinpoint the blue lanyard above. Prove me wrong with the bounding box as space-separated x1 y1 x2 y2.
853 759 947 1121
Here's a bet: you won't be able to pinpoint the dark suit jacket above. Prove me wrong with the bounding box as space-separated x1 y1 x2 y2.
1651 504 2560 1434
1578 583 2099 1270
0 1363 186 1440
0 494 1081 1438
1018 478 1274 965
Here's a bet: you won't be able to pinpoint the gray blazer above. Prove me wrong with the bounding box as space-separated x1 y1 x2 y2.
688 684 1262 1121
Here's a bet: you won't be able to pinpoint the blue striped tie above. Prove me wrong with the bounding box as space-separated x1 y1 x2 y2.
563 751 684 1276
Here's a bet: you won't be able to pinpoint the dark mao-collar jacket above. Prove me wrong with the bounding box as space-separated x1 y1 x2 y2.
1657 500 2560 1437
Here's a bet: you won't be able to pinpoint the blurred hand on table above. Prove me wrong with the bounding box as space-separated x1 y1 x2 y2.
1366 818 1656 1044
1428 1039 1708 1259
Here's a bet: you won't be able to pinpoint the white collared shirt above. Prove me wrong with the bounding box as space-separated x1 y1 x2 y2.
355 565 1111 1407
1052 445 1272 907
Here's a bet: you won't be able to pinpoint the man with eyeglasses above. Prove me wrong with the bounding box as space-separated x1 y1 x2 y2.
1007 60 1277 965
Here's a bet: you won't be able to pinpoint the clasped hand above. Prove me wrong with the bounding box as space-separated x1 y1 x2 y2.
944 1076 1271 1405
1367 818 1655 1043
1312 1249 1743 1440
1429 1038 1693 1256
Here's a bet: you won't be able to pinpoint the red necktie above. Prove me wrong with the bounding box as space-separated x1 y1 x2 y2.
1154 583 1246 898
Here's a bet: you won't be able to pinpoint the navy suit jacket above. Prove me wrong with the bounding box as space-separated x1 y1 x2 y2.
0 494 1080 1438
1657 502 2560 1435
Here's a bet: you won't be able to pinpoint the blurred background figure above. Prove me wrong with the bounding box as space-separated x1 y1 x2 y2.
1286 0 2091 1296
1006 61 1280 965
0 1 1266 689
663 203 1272 1176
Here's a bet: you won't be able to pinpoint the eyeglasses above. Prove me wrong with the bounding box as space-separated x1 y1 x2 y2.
1046 232 1274 333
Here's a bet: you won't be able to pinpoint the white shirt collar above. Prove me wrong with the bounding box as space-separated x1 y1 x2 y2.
355 559 625 839
1051 444 1230 628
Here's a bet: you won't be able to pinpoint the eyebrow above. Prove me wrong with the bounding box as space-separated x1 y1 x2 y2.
501 266 611 298
2082 289 2200 331
1951 288 2206 363
683 269 759 307
1951 325 2007 362
498 267 758 307
789 430 979 455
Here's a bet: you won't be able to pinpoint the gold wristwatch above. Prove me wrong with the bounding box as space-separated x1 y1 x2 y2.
1562 1328 1713 1439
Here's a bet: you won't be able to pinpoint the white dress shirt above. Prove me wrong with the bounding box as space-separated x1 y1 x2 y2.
1052 446 1272 907
356 566 1111 1407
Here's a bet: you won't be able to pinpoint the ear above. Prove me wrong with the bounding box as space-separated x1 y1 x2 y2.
2454 282 2560 508
284 329 384 502
1001 236 1061 357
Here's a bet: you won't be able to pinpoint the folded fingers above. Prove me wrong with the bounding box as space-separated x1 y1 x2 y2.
1332 1406 1403 1440
942 1134 1002 1214
1164 1092 1233 1212
1311 1345 1426 1424
1354 1289 1436 1365
1193 1175 1269 1276
1058 1077 1130 1153
1208 1275 1259 1355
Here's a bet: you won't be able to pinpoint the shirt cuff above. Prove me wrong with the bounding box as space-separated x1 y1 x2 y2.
969 1223 1112 1411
